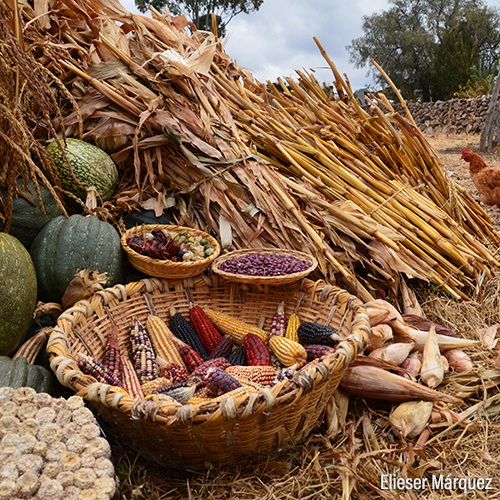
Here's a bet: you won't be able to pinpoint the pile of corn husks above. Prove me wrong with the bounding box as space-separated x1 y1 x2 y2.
7 0 500 300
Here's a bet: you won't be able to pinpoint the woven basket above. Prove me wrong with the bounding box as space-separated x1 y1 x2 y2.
211 248 318 285
121 224 220 278
47 276 370 469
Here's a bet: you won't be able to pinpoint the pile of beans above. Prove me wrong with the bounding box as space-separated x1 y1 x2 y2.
218 253 311 277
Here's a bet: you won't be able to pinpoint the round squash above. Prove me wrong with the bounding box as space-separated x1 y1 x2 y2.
0 180 63 249
30 214 124 303
46 138 119 202
0 356 57 395
0 233 38 355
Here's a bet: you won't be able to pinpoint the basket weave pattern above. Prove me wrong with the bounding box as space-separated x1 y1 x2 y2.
47 276 370 469
121 224 221 279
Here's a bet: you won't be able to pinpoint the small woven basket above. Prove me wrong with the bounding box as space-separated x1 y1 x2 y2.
121 224 220 279
211 248 318 285
47 276 370 469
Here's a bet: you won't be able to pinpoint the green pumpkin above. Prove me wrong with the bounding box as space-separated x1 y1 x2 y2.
0 233 38 356
0 180 63 249
46 138 119 202
0 356 57 394
30 214 124 303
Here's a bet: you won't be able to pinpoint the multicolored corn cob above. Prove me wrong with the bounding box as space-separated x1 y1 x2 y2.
77 353 124 388
121 352 144 399
304 344 336 362
177 342 204 373
225 365 276 386
192 357 231 379
189 302 222 354
244 333 272 366
204 308 268 344
101 326 123 381
204 367 242 397
169 306 208 360
130 317 159 383
270 301 287 339
161 363 189 384
226 345 247 366
207 336 234 360
270 367 297 387
297 322 342 346
141 377 172 396
285 313 301 342
269 336 307 368
145 315 187 370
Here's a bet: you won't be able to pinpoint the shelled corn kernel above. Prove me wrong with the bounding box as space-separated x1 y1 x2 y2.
0 388 116 499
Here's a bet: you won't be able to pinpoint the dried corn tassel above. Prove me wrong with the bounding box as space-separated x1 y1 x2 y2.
270 301 287 338
444 349 473 372
130 317 159 383
368 342 414 365
285 314 300 342
421 326 444 389
225 365 276 385
410 328 479 351
398 351 422 380
269 336 307 368
388 401 433 438
121 352 144 399
325 387 350 438
366 324 393 352
204 308 268 343
146 315 187 370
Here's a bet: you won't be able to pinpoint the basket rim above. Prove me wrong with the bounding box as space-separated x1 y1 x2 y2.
121 223 221 271
211 248 318 285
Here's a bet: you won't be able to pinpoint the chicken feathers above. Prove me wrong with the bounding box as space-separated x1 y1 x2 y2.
461 148 500 207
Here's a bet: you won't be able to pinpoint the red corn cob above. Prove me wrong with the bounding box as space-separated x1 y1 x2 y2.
207 336 234 360
189 303 222 354
244 333 272 366
304 344 337 362
177 342 204 373
269 301 287 339
204 367 242 397
161 363 189 384
78 353 124 388
101 325 123 381
192 357 231 379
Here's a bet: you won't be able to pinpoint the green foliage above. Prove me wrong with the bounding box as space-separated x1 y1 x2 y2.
134 0 263 37
347 0 500 102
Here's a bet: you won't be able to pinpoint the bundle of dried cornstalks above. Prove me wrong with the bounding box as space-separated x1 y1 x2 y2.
7 0 500 300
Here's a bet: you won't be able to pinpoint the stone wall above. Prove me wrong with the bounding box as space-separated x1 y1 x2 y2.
392 95 492 134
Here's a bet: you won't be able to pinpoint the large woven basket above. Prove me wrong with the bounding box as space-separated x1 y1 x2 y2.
47 276 370 469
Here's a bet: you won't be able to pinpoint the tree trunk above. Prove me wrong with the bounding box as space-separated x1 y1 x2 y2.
479 65 500 152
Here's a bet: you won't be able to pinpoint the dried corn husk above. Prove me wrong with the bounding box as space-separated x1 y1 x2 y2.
421 326 444 389
324 387 350 437
410 328 479 351
365 305 392 327
365 300 416 341
444 349 474 372
477 324 499 349
369 342 414 365
398 351 422 380
340 359 461 403
366 324 393 351
388 401 433 438
401 281 424 316
402 314 458 338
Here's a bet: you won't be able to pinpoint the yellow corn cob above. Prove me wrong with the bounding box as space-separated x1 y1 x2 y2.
225 365 277 385
188 385 257 404
204 308 268 344
269 336 307 368
285 314 300 342
141 377 172 396
121 352 144 399
146 315 187 370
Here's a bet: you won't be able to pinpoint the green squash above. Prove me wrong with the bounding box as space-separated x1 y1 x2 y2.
0 233 38 356
46 138 119 202
0 356 57 394
30 214 124 303
0 179 63 249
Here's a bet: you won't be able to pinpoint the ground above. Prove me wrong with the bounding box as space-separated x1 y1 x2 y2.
424 132 500 229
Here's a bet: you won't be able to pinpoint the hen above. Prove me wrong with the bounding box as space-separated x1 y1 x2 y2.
461 148 500 207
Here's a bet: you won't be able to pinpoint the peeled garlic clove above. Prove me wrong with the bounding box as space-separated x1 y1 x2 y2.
389 401 433 438
369 342 414 365
366 324 393 351
421 326 444 389
444 349 473 372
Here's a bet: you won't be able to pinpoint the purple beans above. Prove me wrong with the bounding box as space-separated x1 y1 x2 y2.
218 253 311 277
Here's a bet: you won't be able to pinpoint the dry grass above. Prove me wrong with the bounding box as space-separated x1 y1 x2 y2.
107 277 500 500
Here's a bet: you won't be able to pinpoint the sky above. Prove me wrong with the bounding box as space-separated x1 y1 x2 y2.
118 0 500 92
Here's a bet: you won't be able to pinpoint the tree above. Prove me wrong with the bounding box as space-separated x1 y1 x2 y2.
134 0 263 38
346 0 500 101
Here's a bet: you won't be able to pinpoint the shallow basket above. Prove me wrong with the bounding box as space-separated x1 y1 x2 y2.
121 224 220 279
211 248 318 285
47 276 370 469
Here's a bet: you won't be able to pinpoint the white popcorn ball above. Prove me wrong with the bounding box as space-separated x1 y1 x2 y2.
17 453 43 474
13 387 36 404
80 423 100 440
33 440 48 456
73 468 97 489
0 388 13 405
37 478 63 500
0 479 15 499
0 446 21 465
51 398 69 412
18 418 39 435
66 396 85 411
62 453 81 471
35 407 56 424
63 485 82 500
32 393 53 408
0 464 18 481
1 433 20 447
63 423 79 439
45 441 67 462
80 453 96 468
17 402 38 421
66 435 87 454
0 415 19 437
38 422 63 443
56 470 74 488
72 407 95 427
94 476 116 497
93 458 114 478
0 402 17 417
85 438 111 459
42 461 60 479
16 471 39 496
56 410 73 427
78 489 97 500
17 433 37 454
